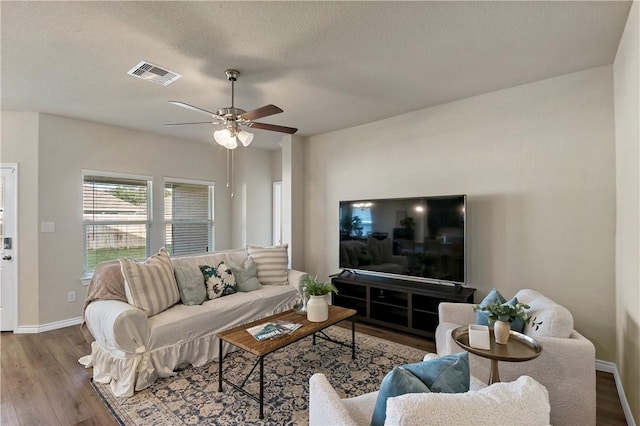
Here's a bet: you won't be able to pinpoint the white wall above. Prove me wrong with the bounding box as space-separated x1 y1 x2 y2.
306 66 617 361
282 135 306 271
1 111 40 326
34 114 231 324
614 1 640 421
231 147 275 247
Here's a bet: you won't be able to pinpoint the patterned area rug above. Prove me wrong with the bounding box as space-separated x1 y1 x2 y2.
91 326 427 425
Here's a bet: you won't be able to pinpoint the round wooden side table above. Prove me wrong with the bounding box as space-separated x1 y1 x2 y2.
452 325 542 384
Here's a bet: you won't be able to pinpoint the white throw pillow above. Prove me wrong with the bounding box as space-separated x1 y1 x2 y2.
384 376 550 426
516 289 574 338
246 244 289 286
120 248 180 316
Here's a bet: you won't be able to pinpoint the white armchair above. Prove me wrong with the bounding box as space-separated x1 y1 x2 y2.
309 358 551 426
435 288 596 426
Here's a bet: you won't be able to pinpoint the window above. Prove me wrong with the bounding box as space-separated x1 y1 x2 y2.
83 172 151 274
164 179 214 256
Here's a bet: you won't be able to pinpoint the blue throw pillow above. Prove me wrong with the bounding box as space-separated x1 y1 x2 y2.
475 288 506 325
370 352 470 426
503 296 525 332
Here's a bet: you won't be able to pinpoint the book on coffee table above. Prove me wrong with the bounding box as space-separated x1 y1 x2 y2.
246 320 302 341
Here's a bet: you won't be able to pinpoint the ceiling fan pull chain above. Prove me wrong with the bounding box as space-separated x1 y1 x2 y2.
230 150 234 198
226 149 230 188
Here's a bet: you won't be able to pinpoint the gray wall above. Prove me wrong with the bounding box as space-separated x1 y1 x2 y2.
305 66 617 361
613 1 640 421
1 112 276 325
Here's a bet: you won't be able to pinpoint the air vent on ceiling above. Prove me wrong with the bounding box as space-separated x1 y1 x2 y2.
127 61 182 86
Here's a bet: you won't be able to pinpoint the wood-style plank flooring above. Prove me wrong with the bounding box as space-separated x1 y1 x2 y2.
0 322 628 425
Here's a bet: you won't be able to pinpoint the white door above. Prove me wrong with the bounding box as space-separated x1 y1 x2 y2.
0 164 18 331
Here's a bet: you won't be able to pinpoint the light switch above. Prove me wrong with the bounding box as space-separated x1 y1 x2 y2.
40 222 55 232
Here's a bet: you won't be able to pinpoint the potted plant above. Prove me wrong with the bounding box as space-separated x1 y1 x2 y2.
473 300 537 344
302 276 338 322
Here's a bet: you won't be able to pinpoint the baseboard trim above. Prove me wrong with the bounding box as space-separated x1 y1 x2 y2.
15 317 83 334
596 359 637 426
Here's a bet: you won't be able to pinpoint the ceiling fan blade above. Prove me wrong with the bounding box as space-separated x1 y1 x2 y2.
165 121 215 126
240 104 283 121
169 101 218 117
248 122 298 134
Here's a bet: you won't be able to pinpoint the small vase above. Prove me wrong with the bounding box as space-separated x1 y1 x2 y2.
494 320 510 345
307 295 328 322
294 290 309 314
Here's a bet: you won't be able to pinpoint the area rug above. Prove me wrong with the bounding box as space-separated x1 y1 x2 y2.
91 326 427 425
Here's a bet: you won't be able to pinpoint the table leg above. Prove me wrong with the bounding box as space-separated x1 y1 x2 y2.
351 316 356 359
259 356 264 419
488 359 500 384
313 332 316 345
218 338 223 392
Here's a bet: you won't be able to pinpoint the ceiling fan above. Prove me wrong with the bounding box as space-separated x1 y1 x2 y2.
166 69 297 149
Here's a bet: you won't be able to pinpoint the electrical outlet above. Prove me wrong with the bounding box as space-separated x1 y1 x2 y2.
67 291 76 302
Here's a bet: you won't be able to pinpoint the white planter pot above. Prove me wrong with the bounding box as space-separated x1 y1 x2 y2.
307 295 328 322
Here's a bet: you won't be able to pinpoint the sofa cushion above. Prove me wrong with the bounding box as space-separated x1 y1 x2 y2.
371 352 469 426
174 264 206 305
247 244 289 286
200 262 237 299
228 256 262 292
146 284 298 352
475 288 506 326
516 289 574 338
384 375 550 426
120 248 180 317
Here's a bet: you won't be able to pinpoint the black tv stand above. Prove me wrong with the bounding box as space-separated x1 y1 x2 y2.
331 274 475 339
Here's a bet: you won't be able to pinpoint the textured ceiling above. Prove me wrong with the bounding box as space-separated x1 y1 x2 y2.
1 1 633 149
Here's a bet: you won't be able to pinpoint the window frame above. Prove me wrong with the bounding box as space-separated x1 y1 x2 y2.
163 177 215 256
82 170 153 277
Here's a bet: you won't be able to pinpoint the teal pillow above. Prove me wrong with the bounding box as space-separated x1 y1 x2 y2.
475 288 507 326
370 352 470 426
503 296 525 332
174 264 206 305
228 257 262 292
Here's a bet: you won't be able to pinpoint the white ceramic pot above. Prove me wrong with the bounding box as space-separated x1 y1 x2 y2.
307 295 328 322
494 320 510 345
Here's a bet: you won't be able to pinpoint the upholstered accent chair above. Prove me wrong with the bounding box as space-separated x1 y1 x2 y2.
309 353 551 425
435 288 596 426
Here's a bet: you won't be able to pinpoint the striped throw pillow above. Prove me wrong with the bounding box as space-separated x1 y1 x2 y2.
120 248 180 316
246 244 289 286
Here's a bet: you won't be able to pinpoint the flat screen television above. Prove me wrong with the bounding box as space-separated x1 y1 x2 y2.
339 195 467 286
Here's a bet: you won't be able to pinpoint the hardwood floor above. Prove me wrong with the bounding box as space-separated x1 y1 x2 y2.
1 323 628 425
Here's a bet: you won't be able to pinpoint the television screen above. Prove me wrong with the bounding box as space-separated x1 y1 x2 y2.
339 195 466 285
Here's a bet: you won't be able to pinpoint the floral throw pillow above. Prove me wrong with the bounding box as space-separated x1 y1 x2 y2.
199 262 237 299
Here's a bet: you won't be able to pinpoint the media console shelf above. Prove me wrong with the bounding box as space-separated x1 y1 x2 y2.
331 273 475 339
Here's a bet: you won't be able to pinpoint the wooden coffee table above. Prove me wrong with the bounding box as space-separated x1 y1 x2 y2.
216 305 357 419
452 325 542 385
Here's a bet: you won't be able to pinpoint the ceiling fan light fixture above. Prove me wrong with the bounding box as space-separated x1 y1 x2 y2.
237 130 254 147
214 129 237 149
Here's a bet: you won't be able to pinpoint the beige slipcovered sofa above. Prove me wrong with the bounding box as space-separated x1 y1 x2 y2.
80 247 306 397
435 288 596 426
309 353 551 425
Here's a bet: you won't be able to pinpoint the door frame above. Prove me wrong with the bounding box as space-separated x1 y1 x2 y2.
1 163 18 332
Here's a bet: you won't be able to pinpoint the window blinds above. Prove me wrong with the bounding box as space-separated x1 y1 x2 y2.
83 174 150 272
164 181 213 256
